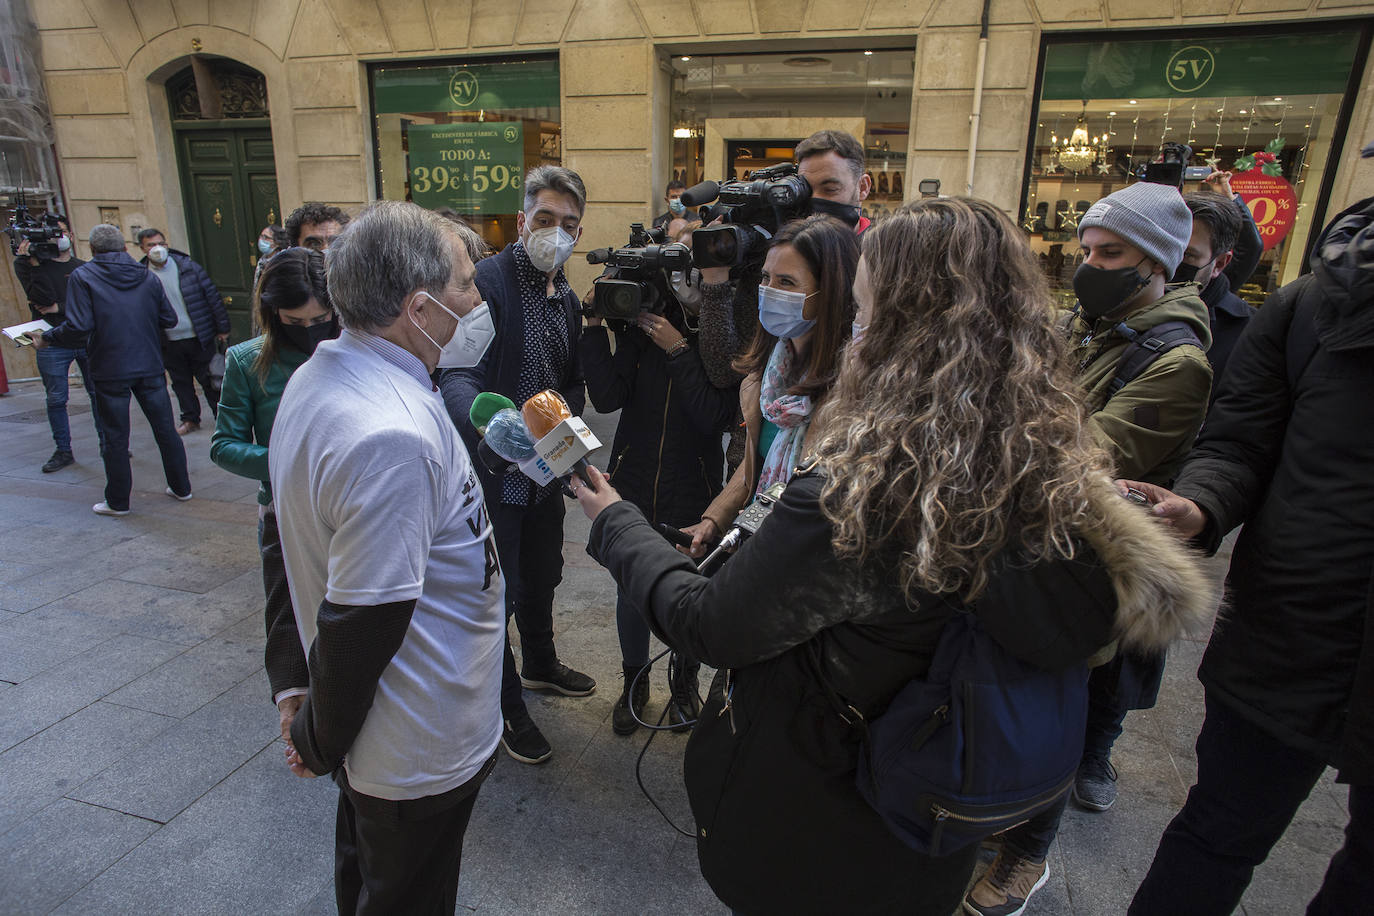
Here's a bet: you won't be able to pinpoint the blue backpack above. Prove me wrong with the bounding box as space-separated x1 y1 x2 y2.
824 610 1090 857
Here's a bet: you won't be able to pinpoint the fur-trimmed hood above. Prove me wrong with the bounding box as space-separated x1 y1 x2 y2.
1079 476 1215 653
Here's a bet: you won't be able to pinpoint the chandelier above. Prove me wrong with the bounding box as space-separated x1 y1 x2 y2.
1058 108 1096 173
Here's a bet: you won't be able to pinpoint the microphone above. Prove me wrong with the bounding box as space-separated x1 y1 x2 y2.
680 180 720 208
469 391 517 435
520 389 601 484
697 481 787 576
475 408 559 488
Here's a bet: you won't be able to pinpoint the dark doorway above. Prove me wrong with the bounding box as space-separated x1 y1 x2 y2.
168 60 279 342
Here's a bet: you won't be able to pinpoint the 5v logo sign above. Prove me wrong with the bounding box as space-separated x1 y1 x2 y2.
1166 46 1215 93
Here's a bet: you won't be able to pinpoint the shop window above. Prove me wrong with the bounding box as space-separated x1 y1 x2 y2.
369 56 560 252
669 50 914 227
1024 29 1367 308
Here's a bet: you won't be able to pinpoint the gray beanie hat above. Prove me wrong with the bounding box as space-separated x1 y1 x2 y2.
1077 182 1192 275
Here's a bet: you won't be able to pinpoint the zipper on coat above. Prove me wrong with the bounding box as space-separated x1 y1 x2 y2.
651 378 672 522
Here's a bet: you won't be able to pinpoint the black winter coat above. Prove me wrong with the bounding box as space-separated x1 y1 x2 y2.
1199 271 1255 402
587 471 1210 914
45 252 177 381
1178 197 1374 784
579 306 736 527
139 249 228 346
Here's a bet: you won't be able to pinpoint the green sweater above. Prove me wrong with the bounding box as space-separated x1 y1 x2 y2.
209 336 308 506
1066 284 1214 486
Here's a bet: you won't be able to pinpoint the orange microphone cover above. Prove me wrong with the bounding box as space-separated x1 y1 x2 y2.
521 389 572 438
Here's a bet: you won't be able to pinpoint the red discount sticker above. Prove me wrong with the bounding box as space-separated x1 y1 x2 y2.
1231 169 1298 251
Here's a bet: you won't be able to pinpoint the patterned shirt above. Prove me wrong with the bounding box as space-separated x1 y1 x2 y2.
501 240 573 506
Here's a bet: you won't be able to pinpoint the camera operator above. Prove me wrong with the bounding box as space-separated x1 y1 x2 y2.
694 131 874 473
13 220 107 472
579 248 738 735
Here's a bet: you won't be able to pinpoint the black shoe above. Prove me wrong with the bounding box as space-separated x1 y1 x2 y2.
668 655 702 732
500 710 552 764
41 450 74 473
520 660 596 697
612 664 651 736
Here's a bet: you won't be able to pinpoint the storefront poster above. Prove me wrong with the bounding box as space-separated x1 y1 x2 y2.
1231 169 1298 251
406 122 525 214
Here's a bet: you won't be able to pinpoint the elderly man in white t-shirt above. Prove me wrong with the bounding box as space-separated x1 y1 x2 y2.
268 201 501 915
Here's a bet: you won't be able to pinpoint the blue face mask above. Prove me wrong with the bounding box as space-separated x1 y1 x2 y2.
668 197 686 216
758 286 817 339
257 238 274 255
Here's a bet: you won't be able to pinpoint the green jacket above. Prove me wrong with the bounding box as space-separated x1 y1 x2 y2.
1066 284 1214 486
209 336 308 506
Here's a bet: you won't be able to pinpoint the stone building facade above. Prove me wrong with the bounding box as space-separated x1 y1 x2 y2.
4 0 1374 379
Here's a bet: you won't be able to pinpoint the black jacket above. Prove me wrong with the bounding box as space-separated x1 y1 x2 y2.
140 249 229 346
1178 197 1374 784
438 244 585 505
14 255 84 323
579 305 736 527
45 252 176 381
587 472 1209 914
1199 271 1255 399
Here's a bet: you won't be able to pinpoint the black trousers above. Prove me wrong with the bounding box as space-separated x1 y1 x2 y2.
491 495 565 716
162 336 218 423
1130 692 1374 915
334 755 494 916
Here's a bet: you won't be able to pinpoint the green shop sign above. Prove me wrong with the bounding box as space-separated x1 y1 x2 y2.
406 122 525 213
1042 32 1360 100
373 58 559 114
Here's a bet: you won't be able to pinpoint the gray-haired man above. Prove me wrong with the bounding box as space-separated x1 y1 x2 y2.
269 201 503 915
439 165 594 766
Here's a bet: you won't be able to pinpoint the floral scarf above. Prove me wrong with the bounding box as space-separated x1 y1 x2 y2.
756 338 813 496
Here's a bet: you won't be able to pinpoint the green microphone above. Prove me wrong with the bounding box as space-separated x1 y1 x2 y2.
469 391 517 435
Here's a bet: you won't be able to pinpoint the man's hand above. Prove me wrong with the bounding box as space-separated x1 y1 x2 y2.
1204 170 1235 198
582 286 602 326
570 464 621 521
637 313 686 352
285 742 317 778
1115 479 1208 539
26 331 47 350
37 303 58 315
276 694 303 743
16 238 30 257
679 518 719 558
215 332 230 343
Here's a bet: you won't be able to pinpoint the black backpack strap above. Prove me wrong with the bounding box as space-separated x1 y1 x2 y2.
1108 320 1206 397
1284 278 1323 391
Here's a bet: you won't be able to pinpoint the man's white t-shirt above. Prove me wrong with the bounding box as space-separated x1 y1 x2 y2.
269 330 504 801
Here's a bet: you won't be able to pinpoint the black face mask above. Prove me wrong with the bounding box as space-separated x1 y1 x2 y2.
1170 256 1216 292
278 318 339 355
808 196 862 228
1073 258 1152 320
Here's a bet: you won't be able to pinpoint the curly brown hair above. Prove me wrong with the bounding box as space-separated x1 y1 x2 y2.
814 197 1110 601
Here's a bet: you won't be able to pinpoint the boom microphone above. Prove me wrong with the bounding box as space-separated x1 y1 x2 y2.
679 180 720 208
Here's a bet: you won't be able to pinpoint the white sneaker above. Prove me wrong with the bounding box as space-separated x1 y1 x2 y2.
165 487 193 502
93 502 130 517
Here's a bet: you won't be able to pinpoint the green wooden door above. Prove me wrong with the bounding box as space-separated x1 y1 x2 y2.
173 122 279 342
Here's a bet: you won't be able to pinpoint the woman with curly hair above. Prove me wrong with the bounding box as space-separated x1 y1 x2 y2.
570 197 1212 915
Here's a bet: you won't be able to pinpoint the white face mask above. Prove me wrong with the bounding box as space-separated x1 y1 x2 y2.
758 285 817 339
411 293 495 369
56 236 72 253
147 245 169 265
523 225 576 273
669 268 702 314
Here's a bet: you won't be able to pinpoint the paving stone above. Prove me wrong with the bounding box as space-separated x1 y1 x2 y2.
0 700 176 836
54 573 260 646
0 633 186 752
0 797 158 915
49 744 337 916
103 634 263 718
0 628 91 682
